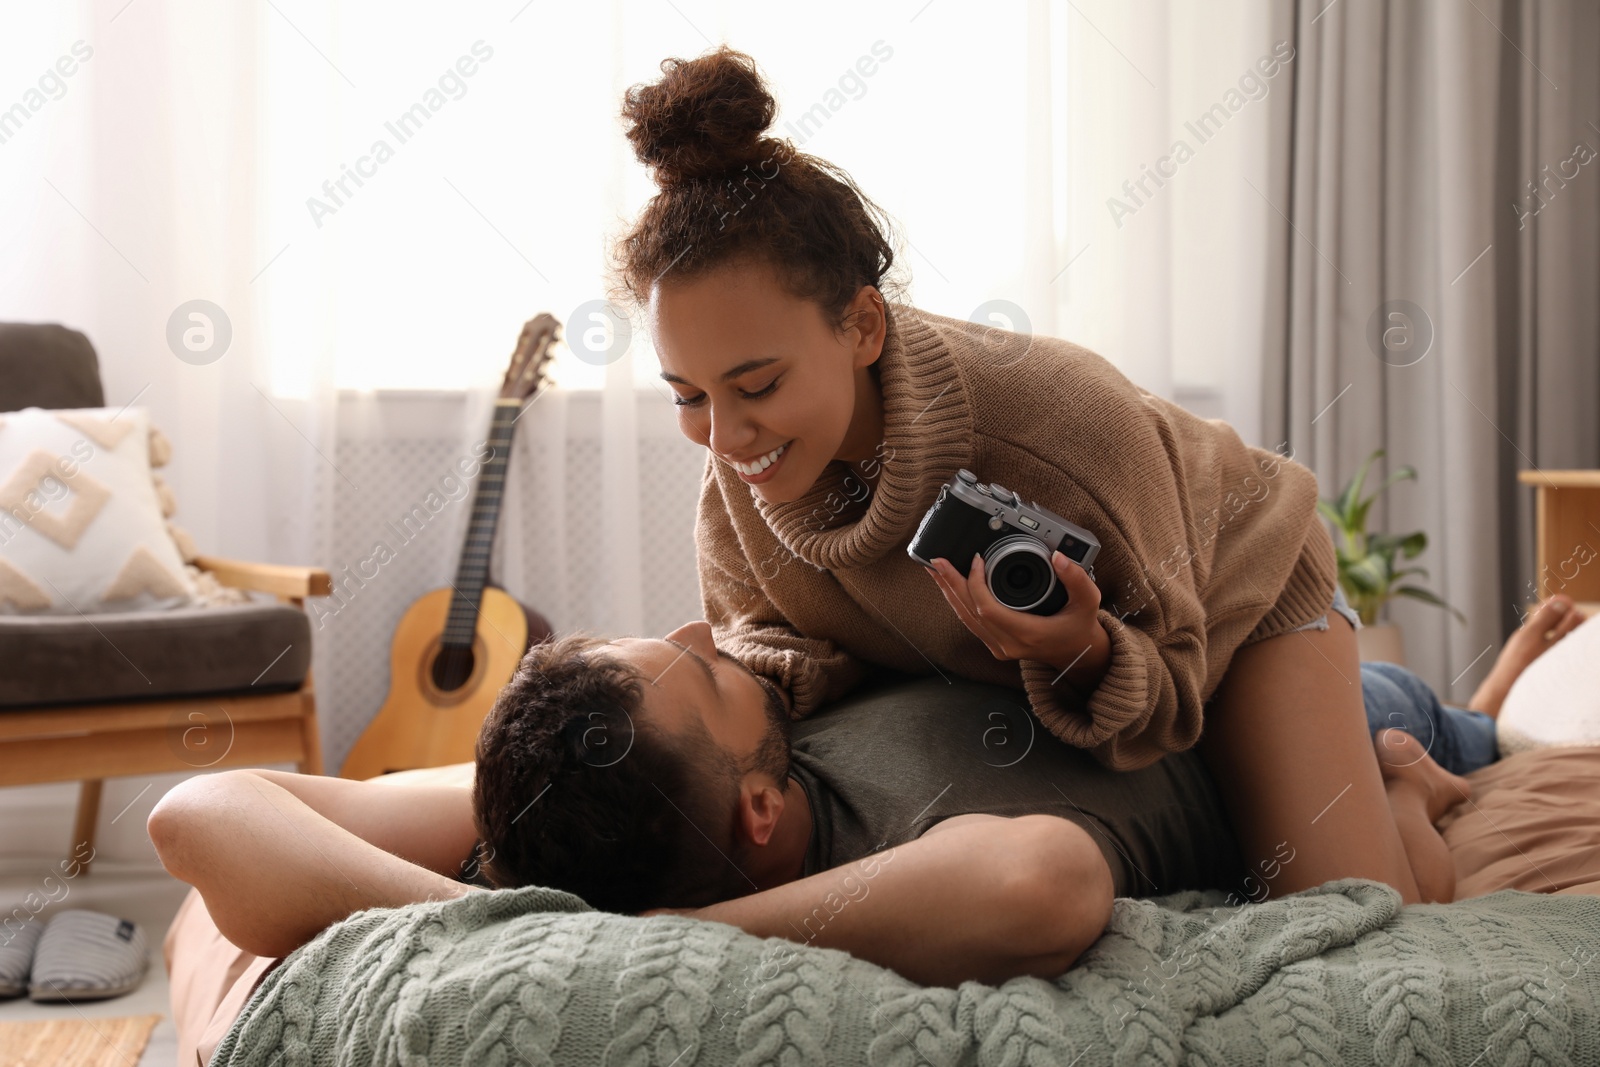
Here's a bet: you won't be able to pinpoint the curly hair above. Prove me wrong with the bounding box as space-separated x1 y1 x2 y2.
472 633 753 913
611 45 903 337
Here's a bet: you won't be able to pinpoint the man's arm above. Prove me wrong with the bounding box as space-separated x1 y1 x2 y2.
648 814 1114 987
147 769 483 959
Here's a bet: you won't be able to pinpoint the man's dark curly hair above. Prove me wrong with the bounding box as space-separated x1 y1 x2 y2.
472 632 754 913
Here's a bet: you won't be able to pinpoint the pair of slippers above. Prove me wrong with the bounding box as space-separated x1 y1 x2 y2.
0 910 149 1002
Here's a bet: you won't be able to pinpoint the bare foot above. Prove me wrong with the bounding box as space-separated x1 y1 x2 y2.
1373 728 1472 822
1468 595 1589 718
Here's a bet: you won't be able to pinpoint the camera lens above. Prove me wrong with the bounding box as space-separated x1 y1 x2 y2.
983 536 1061 613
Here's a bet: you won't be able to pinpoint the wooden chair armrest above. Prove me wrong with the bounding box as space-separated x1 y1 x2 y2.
194 555 333 599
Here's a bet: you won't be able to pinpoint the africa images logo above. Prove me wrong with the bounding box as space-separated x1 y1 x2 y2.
304 41 494 228
1105 41 1295 229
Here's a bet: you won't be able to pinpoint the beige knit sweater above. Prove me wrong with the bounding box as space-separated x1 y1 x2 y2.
696 306 1339 770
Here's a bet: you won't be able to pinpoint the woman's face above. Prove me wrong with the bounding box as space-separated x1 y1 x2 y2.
649 257 886 505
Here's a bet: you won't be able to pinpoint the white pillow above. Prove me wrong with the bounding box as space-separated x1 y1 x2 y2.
0 406 195 614
1496 609 1600 753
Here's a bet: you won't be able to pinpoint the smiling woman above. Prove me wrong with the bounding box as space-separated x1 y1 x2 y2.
605 44 1437 908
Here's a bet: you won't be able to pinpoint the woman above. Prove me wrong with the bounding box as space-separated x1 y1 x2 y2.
608 47 1503 904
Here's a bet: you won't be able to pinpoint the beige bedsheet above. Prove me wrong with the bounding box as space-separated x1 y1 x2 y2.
1439 746 1600 897
165 750 1600 1066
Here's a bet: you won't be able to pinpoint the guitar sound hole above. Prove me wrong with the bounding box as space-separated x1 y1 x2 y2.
432 645 476 692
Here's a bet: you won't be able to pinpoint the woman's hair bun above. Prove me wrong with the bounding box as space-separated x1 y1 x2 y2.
622 46 777 187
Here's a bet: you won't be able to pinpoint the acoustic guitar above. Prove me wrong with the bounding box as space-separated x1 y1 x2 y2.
339 316 558 779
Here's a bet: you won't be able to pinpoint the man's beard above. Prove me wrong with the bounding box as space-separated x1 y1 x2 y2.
721 675 796 881
746 675 794 783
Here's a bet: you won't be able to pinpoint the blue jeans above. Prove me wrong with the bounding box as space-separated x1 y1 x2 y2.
1360 660 1499 775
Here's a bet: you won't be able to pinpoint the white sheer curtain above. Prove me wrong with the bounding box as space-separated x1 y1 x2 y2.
2 0 1288 772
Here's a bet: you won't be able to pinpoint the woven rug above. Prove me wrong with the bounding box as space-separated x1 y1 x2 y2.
0 1013 160 1067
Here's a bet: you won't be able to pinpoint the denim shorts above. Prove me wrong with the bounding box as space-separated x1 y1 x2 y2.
1360 660 1499 773
1286 583 1362 634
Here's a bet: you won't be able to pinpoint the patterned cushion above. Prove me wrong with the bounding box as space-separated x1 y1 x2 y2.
1497 610 1600 753
0 406 195 614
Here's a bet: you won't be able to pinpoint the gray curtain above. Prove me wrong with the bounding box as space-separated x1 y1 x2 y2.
1260 0 1600 703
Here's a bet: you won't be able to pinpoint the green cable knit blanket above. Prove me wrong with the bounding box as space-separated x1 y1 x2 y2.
210 879 1600 1066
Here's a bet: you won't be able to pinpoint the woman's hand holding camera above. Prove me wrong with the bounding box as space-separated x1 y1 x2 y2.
926 550 1110 689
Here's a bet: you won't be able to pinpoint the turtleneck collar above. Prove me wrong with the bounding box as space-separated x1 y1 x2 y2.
747 305 974 571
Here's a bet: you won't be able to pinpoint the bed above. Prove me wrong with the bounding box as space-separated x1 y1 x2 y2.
162 741 1600 1066
167 614 1600 1065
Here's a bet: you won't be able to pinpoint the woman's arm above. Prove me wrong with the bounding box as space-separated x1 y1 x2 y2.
647 814 1114 987
148 769 482 959
993 371 1223 772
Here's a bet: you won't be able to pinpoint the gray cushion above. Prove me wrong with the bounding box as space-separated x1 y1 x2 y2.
0 323 105 412
0 604 311 707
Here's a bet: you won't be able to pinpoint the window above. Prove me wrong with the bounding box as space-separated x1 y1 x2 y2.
254 1 1063 395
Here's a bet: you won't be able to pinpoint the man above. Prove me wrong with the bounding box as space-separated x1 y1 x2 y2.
150 622 1241 988
469 622 1250 985
150 604 1575 988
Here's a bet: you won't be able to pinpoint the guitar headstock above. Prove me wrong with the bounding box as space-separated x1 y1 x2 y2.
499 313 560 403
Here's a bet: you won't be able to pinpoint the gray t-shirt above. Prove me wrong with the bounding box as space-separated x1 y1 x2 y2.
788 676 1244 898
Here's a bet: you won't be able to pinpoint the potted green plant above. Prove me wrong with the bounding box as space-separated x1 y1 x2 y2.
1318 448 1466 665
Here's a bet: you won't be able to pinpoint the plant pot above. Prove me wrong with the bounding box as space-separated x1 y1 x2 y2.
1357 622 1407 666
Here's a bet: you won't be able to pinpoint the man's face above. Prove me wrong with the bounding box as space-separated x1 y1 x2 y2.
608 621 793 781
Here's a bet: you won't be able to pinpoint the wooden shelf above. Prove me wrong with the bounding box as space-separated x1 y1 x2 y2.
1517 470 1600 489
1520 471 1600 604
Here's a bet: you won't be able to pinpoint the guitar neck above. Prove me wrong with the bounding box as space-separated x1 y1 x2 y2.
441 399 521 649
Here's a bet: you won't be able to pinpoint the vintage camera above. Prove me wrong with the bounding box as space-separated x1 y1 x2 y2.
907 469 1100 615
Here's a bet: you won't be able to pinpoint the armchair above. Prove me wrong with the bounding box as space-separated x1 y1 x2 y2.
0 323 331 872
